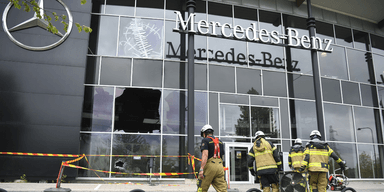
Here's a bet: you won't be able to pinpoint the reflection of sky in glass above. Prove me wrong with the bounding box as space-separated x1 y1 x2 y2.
324 103 354 142
248 43 285 72
97 16 118 56
319 46 348 80
347 49 370 83
373 54 384 84
220 104 248 136
208 37 247 66
354 107 378 143
291 100 317 140
91 87 114 132
118 18 164 59
290 48 312 74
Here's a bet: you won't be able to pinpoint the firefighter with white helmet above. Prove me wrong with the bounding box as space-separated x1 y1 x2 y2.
247 131 282 192
288 138 305 171
300 130 345 192
197 124 227 192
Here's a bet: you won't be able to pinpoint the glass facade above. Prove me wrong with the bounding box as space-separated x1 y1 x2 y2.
81 0 384 180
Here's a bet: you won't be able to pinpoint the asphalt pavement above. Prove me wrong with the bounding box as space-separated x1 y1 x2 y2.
1 180 384 192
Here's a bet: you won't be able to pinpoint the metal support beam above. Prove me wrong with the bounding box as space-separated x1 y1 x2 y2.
306 0 325 137
186 0 195 179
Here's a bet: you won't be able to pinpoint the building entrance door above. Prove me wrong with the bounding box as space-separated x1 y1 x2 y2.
224 142 253 184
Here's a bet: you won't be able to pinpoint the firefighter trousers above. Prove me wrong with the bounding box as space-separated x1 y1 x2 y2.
197 158 227 192
309 172 327 192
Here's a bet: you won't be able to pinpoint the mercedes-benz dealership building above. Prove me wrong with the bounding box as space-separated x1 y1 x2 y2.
1 0 384 183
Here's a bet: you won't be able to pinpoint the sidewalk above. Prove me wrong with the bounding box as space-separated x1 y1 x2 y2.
0 181 384 192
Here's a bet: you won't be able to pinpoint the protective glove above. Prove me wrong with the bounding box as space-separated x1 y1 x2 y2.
299 166 306 172
249 169 256 176
278 164 282 171
339 162 346 171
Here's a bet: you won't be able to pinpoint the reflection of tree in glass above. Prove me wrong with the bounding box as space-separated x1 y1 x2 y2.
236 88 279 138
359 151 375 178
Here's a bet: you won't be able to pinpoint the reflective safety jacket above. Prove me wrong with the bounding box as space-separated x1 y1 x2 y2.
303 139 343 172
288 144 305 169
247 137 282 176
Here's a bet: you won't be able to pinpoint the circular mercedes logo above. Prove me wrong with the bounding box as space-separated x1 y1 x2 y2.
2 0 73 51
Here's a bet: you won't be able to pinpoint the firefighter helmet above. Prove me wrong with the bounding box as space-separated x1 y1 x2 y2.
201 124 214 137
294 138 302 144
310 130 321 139
255 131 265 138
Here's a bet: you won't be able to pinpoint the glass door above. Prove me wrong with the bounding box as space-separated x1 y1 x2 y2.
225 142 253 184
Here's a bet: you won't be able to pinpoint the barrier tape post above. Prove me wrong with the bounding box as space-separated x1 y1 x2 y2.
44 161 71 192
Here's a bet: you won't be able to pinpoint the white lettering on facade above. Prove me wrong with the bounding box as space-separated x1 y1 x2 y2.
173 11 333 52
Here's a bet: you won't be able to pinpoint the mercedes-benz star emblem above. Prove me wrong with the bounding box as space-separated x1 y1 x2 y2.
2 0 73 51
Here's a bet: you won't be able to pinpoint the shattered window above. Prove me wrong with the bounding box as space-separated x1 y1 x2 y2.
118 18 164 59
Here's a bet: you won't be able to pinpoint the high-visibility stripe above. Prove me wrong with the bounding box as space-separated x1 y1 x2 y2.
308 151 329 156
257 164 277 171
290 153 304 157
248 152 255 157
336 158 342 163
254 150 272 156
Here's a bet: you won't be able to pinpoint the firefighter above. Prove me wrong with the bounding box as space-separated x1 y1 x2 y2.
288 138 305 171
197 124 227 192
299 130 345 192
247 131 282 192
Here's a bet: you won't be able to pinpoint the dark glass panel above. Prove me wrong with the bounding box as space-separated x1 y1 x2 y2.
316 21 335 48
165 0 185 20
114 88 161 133
251 107 280 139
263 71 287 97
319 46 348 80
352 30 370 51
220 93 249 105
111 134 161 178
371 34 384 55
85 56 100 84
360 84 378 107
283 15 309 46
324 104 354 142
220 104 250 137
208 37 247 66
259 10 281 34
118 18 164 59
373 54 384 85
280 98 290 139
195 64 207 91
105 0 135 15
78 133 111 177
136 0 164 18
328 142 358 178
91 0 105 13
290 100 317 140
334 25 353 47
288 48 312 75
192 0 207 22
251 96 278 107
132 59 162 88
322 78 341 103
209 93 219 134
208 2 232 37
355 107 382 144
81 86 114 132
209 65 235 93
162 135 188 178
164 61 187 89
95 15 119 56
358 144 382 178
248 43 285 72
341 81 360 105
237 68 261 95
234 6 257 40
347 49 371 83
100 57 131 86
288 74 315 100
